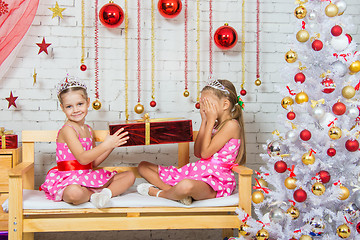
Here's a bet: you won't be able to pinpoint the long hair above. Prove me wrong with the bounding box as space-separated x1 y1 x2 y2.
201 79 246 165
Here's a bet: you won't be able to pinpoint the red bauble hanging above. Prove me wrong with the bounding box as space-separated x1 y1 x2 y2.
99 2 125 28
150 100 157 108
158 0 182 18
195 102 200 109
327 147 336 157
294 72 305 83
312 39 323 51
287 111 296 120
294 188 307 202
318 170 331 184
300 129 311 141
321 78 336 93
240 89 247 96
214 23 238 50
357 222 360 233
274 160 287 173
332 102 346 115
80 64 87 71
345 139 359 152
331 25 343 36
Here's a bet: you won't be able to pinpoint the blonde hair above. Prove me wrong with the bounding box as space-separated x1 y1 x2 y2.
58 87 88 105
201 79 246 165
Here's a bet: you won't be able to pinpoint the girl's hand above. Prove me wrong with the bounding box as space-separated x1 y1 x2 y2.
199 97 207 122
104 128 129 148
203 97 217 124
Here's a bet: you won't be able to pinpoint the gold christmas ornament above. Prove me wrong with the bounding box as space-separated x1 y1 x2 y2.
296 29 310 42
281 96 294 109
337 224 351 238
325 2 339 17
328 126 342 140
252 191 264 204
311 182 325 196
256 228 269 240
302 152 315 165
239 223 251 236
349 60 360 73
255 78 262 86
258 178 268 188
134 103 144 114
285 50 298 63
183 90 190 97
295 91 309 104
285 177 297 189
92 99 102 110
286 206 300 220
294 6 307 19
299 235 313 240
339 185 350 200
342 86 356 99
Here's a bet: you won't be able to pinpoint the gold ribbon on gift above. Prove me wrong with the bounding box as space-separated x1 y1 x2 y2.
0 127 14 149
135 113 181 145
311 98 325 108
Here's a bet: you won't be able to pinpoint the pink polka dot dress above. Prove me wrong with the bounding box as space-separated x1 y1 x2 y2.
40 125 117 201
158 138 241 198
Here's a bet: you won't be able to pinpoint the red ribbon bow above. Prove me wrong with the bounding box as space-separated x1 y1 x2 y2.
286 86 296 96
253 178 270 194
287 165 296 178
327 118 338 127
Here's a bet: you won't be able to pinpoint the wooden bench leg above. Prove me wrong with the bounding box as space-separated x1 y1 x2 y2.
222 228 234 239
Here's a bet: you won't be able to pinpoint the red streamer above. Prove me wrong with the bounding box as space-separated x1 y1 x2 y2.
288 200 296 206
94 0 99 99
344 216 354 225
309 149 316 156
287 165 296 178
256 0 260 79
209 0 213 76
137 0 141 103
286 86 296 95
184 0 188 90
253 178 270 194
355 80 360 91
327 118 338 127
301 21 306 30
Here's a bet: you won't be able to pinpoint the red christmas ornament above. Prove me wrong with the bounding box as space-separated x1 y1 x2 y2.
318 170 331 183
300 129 311 141
345 139 359 152
240 89 247 96
287 111 296 120
158 0 182 19
80 64 87 71
294 72 305 83
214 24 238 50
6 91 18 109
150 100 157 107
321 78 336 93
195 102 200 109
293 188 307 202
332 102 346 115
357 222 360 233
327 147 336 157
36 37 51 55
312 39 323 51
99 2 124 28
346 33 352 44
274 160 287 173
331 25 343 37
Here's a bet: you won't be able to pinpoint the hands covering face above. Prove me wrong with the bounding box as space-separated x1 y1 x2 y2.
200 96 218 124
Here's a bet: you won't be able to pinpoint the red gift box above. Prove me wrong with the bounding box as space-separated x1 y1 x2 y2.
0 128 18 149
109 116 193 146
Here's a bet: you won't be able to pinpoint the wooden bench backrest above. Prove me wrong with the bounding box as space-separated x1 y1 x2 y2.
21 130 196 178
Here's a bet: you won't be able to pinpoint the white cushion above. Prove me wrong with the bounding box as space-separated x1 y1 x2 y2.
2 180 238 211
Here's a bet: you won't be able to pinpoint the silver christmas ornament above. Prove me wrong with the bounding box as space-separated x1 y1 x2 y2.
308 10 317 20
331 35 350 52
331 61 348 77
343 202 359 220
348 107 359 119
308 216 325 236
269 208 285 223
354 190 360 209
335 1 347 15
313 106 325 120
286 130 297 142
267 140 282 157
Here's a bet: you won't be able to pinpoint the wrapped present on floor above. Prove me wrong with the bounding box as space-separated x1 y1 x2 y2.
0 128 18 149
109 114 193 146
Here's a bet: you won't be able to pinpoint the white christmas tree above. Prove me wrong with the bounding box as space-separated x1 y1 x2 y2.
234 0 360 239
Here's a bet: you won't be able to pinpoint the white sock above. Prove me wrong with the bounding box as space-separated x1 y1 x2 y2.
90 188 112 208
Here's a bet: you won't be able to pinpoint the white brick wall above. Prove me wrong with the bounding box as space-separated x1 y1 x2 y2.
1 0 360 239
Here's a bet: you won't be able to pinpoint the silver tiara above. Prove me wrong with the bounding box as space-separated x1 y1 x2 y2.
206 79 229 94
57 76 87 96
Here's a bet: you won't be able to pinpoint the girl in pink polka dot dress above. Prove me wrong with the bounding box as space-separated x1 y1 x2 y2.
41 77 135 208
137 79 246 205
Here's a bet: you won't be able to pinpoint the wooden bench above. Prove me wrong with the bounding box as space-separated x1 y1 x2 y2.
8 130 253 240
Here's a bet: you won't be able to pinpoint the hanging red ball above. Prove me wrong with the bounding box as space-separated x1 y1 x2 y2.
300 129 311 141
332 102 346 115
240 89 247 96
321 78 336 93
294 72 305 83
318 170 331 183
287 111 296 120
158 0 182 18
99 2 125 28
150 100 157 107
312 39 323 51
331 25 343 36
274 160 287 173
214 24 238 50
195 102 200 109
345 139 359 152
327 147 336 157
294 189 307 202
80 64 87 71
346 33 352 44
357 222 360 233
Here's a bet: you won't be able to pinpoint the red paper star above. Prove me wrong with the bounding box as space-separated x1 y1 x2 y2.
36 37 51 55
6 91 18 109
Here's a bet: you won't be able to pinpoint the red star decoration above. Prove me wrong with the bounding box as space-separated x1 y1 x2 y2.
6 91 18 109
36 37 51 55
